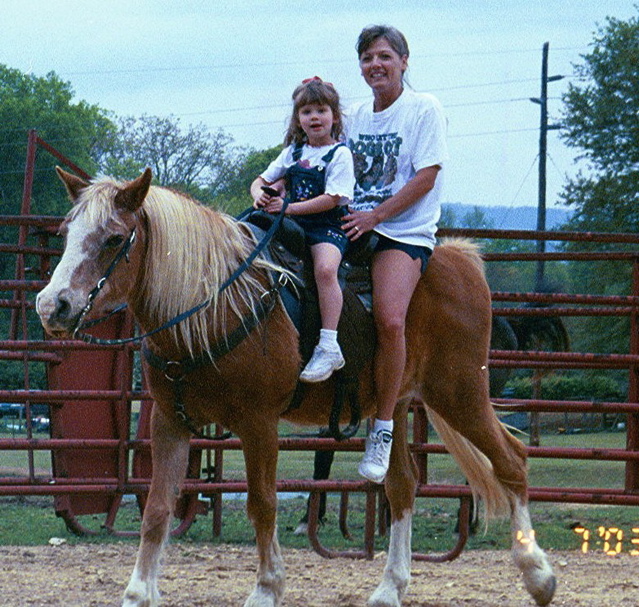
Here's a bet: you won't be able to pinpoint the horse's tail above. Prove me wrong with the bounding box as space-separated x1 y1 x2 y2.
426 407 512 522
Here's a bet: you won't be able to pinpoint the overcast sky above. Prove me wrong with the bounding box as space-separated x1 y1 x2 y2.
3 1 637 223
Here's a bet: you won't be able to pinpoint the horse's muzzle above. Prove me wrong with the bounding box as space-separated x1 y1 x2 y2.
36 287 84 337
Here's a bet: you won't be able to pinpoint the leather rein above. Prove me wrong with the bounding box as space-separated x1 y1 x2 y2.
69 203 291 437
72 200 290 346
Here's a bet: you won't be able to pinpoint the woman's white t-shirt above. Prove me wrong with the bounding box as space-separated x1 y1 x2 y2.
345 89 449 249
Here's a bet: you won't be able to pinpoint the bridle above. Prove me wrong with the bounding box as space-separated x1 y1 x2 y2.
66 201 292 437
72 228 137 340
71 200 290 347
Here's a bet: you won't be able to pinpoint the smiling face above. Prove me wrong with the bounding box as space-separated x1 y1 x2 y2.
359 37 408 103
297 102 336 147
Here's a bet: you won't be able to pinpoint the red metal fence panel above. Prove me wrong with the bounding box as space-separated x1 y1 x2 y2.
2 131 639 560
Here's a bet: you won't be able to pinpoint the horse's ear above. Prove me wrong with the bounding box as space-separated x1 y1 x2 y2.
56 166 89 201
115 168 153 212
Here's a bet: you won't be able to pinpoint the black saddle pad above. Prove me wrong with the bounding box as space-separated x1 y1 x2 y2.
242 211 376 373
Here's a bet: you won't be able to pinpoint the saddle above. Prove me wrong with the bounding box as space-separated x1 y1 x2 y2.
242 210 377 439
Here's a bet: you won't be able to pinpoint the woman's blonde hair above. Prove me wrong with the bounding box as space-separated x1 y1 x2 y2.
284 78 344 146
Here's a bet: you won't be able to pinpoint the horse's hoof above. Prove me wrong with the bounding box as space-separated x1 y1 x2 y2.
293 522 308 536
531 574 556 606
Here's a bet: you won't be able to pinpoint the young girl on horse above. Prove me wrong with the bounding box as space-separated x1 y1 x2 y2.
250 77 355 383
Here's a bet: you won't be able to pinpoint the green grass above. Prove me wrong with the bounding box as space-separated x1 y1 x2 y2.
1 428 638 556
2 494 638 557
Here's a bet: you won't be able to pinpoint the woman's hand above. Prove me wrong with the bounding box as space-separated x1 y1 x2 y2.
342 208 379 241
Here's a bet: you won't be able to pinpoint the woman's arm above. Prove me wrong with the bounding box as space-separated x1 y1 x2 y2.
342 165 440 239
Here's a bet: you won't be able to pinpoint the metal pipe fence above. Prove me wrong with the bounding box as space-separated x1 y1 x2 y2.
2 131 639 560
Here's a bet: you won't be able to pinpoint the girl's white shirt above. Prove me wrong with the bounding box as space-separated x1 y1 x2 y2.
261 143 355 205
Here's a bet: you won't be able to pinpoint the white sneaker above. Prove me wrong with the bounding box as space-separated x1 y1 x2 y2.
358 430 393 483
299 345 345 383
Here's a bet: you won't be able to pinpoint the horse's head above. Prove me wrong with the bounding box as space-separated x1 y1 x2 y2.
36 167 152 338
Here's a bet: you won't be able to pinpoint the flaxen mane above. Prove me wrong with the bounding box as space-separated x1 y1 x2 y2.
70 178 277 356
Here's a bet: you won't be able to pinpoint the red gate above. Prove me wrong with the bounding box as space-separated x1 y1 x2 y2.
2 131 639 559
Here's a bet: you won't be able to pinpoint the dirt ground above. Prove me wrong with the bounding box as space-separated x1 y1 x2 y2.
1 543 637 607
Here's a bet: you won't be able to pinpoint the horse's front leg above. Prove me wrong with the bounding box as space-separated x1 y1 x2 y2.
122 405 191 607
368 401 417 607
240 420 285 607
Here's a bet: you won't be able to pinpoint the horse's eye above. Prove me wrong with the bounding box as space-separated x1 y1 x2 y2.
104 235 125 249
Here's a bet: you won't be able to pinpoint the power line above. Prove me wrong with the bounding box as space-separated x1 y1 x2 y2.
506 155 540 211
59 46 587 77
0 85 568 137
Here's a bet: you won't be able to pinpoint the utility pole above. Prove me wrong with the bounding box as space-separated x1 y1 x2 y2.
530 42 563 292
528 43 564 447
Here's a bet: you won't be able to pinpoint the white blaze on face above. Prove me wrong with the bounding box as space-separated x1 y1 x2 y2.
36 214 95 324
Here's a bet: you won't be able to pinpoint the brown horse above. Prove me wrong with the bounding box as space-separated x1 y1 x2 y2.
36 168 556 607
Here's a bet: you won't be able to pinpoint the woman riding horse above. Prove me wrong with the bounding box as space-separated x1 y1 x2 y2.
36 166 556 607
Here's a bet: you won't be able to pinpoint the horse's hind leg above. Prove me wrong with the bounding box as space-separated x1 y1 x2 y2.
240 420 285 607
122 406 190 607
468 418 556 606
428 396 556 606
368 400 417 607
497 430 556 606
511 490 557 605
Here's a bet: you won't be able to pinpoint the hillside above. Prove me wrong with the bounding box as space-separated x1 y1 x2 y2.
443 203 572 231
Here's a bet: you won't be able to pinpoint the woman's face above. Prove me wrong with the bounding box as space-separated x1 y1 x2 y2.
359 37 408 95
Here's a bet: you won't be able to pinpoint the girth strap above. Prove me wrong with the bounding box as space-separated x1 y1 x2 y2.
284 370 361 441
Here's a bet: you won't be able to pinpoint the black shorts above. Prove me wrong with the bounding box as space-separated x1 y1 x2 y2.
374 234 433 273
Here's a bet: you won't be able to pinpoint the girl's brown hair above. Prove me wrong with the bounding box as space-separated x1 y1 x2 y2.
284 78 344 146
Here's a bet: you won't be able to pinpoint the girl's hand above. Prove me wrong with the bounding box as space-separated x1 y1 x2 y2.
252 194 268 209
342 208 379 240
264 196 285 214
253 190 280 210
251 181 285 209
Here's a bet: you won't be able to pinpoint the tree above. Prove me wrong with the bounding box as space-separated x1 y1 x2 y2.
98 115 247 204
559 10 639 233
557 11 639 355
0 65 115 296
211 145 283 216
0 65 115 217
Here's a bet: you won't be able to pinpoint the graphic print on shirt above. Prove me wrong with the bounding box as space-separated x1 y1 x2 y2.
349 132 401 210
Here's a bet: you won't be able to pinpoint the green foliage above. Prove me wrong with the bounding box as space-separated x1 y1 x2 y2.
555 11 639 355
559 10 639 229
0 64 253 222
212 144 283 216
439 204 495 230
505 372 626 402
439 205 569 294
0 64 115 217
97 114 249 205
0 360 46 391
